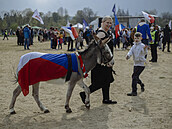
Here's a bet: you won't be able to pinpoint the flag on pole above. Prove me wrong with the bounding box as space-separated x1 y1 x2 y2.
129 24 131 28
66 20 70 27
112 4 119 38
112 4 116 14
142 11 155 24
32 9 44 24
61 26 78 40
115 15 119 38
169 20 171 29
83 19 88 32
121 24 126 30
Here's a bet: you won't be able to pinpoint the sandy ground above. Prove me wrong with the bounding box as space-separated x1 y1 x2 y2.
0 37 172 129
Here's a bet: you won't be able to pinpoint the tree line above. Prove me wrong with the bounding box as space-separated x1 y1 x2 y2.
0 7 171 32
0 7 98 32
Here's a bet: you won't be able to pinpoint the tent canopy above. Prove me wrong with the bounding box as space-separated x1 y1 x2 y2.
72 23 83 29
32 26 42 29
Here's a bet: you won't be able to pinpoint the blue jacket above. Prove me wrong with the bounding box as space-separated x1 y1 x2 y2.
137 22 152 40
23 27 30 39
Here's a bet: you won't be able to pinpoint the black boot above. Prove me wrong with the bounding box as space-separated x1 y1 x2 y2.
103 100 117 104
127 92 137 96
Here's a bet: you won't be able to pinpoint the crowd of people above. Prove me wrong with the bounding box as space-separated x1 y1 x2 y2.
13 24 95 51
3 18 168 56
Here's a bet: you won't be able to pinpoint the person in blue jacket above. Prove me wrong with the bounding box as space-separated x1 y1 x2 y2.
137 19 152 58
23 25 31 50
137 19 152 45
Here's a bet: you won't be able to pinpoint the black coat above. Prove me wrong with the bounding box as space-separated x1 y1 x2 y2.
91 30 114 86
163 26 171 42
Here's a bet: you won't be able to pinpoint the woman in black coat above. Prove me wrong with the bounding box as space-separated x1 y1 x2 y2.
80 16 117 104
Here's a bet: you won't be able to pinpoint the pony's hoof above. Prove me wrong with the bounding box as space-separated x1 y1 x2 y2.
85 105 90 109
10 111 16 115
44 109 50 113
85 102 90 109
66 109 72 113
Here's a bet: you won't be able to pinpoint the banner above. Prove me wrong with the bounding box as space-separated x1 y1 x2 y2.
32 9 44 24
142 11 155 24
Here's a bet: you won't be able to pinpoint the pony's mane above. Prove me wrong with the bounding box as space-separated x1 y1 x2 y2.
78 41 97 55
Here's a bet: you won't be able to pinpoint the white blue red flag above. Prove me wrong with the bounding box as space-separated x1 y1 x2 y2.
61 26 78 40
115 15 119 38
32 9 44 24
142 11 155 24
17 52 78 96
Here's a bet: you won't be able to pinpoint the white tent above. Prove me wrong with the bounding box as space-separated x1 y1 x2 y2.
72 23 83 29
89 18 99 31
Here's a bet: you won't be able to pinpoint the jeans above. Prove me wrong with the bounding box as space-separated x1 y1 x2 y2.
132 66 145 93
24 38 30 49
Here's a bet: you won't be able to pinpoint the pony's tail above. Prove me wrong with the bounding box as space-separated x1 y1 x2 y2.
11 66 18 85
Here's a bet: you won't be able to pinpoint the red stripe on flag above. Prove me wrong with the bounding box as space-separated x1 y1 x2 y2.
18 58 67 96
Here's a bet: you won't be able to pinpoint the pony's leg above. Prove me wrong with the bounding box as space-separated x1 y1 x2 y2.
65 82 76 113
77 79 90 109
9 85 22 114
32 83 49 113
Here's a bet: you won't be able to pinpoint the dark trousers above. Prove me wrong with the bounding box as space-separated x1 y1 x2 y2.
142 39 148 58
68 37 73 50
3 34 8 40
163 41 170 52
114 38 120 48
132 66 145 93
150 44 157 62
89 83 110 100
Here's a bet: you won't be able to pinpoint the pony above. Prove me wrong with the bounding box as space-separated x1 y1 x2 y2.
9 34 114 114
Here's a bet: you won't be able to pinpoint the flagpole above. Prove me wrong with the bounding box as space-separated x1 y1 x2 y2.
29 17 32 25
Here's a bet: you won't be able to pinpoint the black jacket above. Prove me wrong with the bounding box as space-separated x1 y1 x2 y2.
91 29 114 86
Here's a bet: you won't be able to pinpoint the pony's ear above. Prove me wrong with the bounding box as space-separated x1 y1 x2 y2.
101 35 113 46
93 32 100 43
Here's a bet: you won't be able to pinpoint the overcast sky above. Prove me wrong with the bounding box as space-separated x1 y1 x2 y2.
0 0 172 16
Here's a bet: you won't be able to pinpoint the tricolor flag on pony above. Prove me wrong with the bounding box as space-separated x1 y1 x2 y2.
142 11 155 24
32 9 44 24
17 52 79 96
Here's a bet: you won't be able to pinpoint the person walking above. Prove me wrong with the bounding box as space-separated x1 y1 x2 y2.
126 32 147 96
80 16 117 104
23 25 31 50
67 24 74 51
149 25 159 62
137 19 152 58
162 24 171 52
3 29 9 40
16 27 20 45
137 19 152 45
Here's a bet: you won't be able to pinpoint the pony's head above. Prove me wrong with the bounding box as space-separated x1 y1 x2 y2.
93 33 114 67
